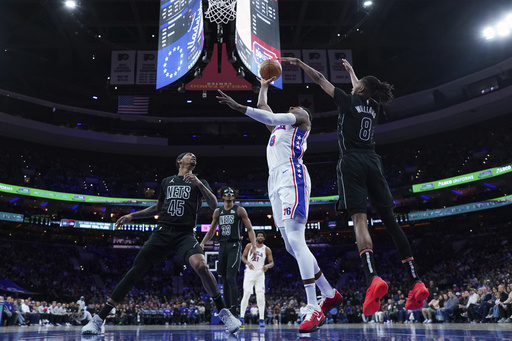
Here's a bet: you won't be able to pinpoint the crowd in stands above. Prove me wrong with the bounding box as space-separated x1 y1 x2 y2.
2 214 511 327
1 112 511 208
1 101 512 329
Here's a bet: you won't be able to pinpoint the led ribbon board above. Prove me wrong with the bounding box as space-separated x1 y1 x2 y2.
0 182 338 207
0 183 155 206
408 194 512 221
412 164 512 193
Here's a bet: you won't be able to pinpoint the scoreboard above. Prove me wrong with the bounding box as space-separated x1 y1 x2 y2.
156 0 204 89
235 0 282 89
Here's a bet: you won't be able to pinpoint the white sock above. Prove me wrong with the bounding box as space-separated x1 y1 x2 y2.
305 283 319 309
316 273 335 298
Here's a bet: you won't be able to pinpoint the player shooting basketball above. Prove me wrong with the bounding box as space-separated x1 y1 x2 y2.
216 78 341 333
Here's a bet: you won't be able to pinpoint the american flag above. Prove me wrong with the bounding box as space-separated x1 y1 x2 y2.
118 95 149 115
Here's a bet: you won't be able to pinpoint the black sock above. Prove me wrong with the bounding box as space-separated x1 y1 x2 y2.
98 302 116 320
402 257 420 288
360 248 378 287
213 294 226 311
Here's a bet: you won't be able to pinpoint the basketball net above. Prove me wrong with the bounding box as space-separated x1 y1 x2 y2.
205 0 237 24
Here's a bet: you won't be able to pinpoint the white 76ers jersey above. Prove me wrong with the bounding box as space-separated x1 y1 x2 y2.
247 244 267 271
266 125 309 170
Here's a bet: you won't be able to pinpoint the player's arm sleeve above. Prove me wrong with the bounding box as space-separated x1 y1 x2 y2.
245 107 296 126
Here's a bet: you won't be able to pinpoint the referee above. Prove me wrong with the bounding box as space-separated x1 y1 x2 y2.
82 152 241 334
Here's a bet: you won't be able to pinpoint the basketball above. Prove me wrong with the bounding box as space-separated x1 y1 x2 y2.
259 59 282 80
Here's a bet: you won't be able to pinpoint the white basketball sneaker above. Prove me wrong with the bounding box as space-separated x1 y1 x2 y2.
81 315 104 335
219 308 242 334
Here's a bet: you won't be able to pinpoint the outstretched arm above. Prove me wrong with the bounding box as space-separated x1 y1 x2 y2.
217 90 296 126
115 202 162 228
279 57 335 97
342 58 358 87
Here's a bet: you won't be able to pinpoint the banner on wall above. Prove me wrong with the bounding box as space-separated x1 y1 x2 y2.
328 49 353 84
136 51 157 85
302 49 328 83
110 51 136 85
281 50 303 84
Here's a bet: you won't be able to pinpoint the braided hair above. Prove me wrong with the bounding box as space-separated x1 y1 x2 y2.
360 76 394 105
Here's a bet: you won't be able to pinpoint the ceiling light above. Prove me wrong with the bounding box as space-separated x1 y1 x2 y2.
65 1 77 9
363 1 373 7
506 14 512 26
496 21 510 36
482 26 495 40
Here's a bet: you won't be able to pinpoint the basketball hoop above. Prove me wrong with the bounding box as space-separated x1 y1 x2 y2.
205 0 237 24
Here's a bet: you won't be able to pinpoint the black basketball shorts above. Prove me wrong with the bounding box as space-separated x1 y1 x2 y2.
336 151 395 216
139 226 203 266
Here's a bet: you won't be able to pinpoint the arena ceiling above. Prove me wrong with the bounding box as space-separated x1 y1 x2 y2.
0 0 511 116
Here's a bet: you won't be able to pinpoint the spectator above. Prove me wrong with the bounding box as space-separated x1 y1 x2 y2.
475 287 495 323
273 304 282 325
179 302 189 325
422 294 439 323
282 303 297 325
1 296 16 326
439 291 459 322
76 296 86 311
396 298 407 324
496 284 510 323
162 304 172 325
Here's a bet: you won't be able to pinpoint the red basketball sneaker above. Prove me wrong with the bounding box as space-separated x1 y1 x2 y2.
319 289 342 313
405 282 429 310
363 276 389 316
299 304 325 333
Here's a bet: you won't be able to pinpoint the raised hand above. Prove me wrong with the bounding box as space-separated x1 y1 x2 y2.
257 76 276 87
216 90 244 112
342 58 354 74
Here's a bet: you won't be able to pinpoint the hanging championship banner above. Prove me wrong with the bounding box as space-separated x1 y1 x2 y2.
136 51 157 85
302 49 328 83
281 50 302 84
110 51 136 85
328 49 353 84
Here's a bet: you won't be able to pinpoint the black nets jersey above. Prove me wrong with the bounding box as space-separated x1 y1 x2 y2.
334 87 380 156
217 205 243 242
157 175 212 229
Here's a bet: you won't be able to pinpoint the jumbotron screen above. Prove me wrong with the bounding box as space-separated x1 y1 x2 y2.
156 0 204 89
235 0 282 89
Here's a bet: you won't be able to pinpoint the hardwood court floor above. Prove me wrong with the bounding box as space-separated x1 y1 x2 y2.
1 322 512 340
